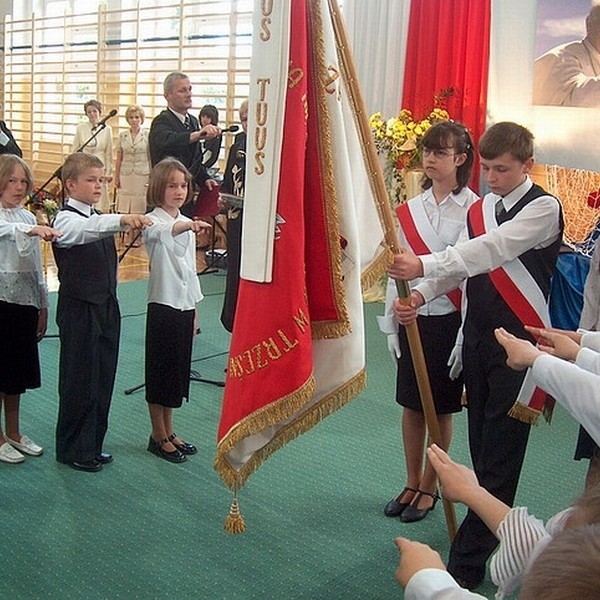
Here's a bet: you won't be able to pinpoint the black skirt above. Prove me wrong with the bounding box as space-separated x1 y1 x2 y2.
145 303 194 408
0 301 41 394
396 312 463 414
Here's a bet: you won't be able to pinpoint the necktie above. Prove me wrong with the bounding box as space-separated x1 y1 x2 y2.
495 199 507 222
183 115 190 130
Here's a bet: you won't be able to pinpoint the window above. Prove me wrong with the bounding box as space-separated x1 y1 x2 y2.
2 0 252 187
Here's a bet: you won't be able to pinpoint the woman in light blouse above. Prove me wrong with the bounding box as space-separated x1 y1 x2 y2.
114 105 150 215
70 99 114 212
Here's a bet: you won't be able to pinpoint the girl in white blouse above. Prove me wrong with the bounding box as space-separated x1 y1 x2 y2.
142 158 211 463
0 155 62 463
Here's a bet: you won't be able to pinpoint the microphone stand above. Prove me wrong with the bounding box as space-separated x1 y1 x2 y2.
32 121 111 208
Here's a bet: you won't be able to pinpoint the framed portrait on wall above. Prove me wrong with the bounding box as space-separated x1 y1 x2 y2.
533 0 600 107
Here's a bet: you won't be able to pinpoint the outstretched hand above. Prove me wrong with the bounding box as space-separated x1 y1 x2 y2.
121 214 153 230
394 537 445 588
524 326 581 362
426 444 479 504
494 327 543 371
28 225 63 242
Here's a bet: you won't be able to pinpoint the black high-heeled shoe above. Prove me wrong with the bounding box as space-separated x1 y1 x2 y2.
400 489 440 523
167 433 197 455
147 436 187 463
383 486 418 517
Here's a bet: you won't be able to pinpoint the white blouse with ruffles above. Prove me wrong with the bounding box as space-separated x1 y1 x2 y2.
0 206 48 309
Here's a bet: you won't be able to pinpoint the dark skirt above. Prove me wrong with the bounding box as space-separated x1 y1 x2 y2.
0 301 41 394
145 303 194 408
396 312 463 414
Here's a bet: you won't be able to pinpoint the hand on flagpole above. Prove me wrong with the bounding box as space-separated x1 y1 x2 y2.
392 292 423 326
388 247 424 280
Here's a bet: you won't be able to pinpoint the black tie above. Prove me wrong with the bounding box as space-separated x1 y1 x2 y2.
495 199 507 222
183 115 190 130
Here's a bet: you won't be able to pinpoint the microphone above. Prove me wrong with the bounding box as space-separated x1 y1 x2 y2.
222 125 240 133
96 109 118 128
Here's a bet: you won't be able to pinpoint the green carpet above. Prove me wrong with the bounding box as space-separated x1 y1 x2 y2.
3 274 587 599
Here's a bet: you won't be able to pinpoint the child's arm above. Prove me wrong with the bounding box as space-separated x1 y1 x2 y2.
427 444 510 535
120 213 153 231
170 219 211 237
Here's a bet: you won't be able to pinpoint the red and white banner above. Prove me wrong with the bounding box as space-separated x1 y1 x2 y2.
214 0 390 490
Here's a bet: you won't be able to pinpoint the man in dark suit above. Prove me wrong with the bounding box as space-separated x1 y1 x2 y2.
0 120 23 157
149 71 220 192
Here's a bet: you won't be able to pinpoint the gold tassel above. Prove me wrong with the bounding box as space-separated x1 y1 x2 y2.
508 402 541 426
224 494 246 535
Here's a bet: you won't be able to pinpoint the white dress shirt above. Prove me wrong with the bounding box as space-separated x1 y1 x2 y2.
53 198 124 247
405 569 486 600
143 207 202 310
379 187 477 333
418 177 562 302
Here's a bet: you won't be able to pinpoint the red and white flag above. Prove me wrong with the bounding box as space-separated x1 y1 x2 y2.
214 0 390 494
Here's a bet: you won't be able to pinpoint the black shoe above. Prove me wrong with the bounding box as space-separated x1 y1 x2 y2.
96 452 113 464
69 459 103 472
400 489 440 523
147 436 186 463
383 486 418 517
167 433 197 455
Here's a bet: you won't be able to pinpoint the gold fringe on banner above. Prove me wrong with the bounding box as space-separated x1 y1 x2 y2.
508 402 541 426
214 369 365 491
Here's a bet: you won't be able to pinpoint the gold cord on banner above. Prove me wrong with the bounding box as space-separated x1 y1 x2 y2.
224 492 247 535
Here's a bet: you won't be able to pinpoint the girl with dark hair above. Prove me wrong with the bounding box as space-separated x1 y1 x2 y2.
199 104 222 170
378 121 477 523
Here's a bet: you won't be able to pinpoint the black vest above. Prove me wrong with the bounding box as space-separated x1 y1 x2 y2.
464 184 564 338
52 206 118 304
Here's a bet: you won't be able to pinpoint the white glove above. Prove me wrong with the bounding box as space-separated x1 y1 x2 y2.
447 344 463 380
387 334 401 363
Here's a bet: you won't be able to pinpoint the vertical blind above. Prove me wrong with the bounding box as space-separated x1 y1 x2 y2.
1 0 252 186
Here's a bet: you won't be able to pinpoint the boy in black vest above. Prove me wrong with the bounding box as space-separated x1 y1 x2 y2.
53 153 152 472
388 122 564 589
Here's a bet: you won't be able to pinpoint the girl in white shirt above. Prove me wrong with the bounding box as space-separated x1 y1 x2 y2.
0 155 62 463
142 158 210 463
379 121 478 522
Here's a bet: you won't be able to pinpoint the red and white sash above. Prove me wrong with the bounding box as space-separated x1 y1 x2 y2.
396 200 461 310
469 198 553 423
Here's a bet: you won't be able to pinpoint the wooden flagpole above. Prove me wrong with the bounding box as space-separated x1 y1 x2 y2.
327 0 457 540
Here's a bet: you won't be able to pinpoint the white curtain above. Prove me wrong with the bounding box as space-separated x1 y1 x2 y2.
343 0 411 117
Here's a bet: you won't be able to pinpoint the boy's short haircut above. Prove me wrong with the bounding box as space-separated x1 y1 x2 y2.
520 525 600 600
61 153 105 185
478 121 534 163
0 154 34 195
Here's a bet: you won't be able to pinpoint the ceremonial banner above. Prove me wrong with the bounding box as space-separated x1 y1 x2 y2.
214 0 390 494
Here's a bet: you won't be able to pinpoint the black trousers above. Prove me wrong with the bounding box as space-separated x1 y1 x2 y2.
447 331 531 582
55 295 120 463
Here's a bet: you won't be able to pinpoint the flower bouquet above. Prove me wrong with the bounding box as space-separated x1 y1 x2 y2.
26 185 60 225
369 90 453 205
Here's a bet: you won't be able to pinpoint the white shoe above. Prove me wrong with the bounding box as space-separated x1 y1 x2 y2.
6 435 44 456
0 442 25 463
